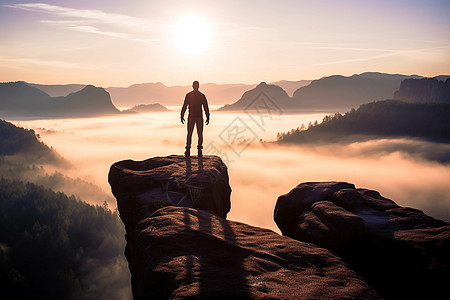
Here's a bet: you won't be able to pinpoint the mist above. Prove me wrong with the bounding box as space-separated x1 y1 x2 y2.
12 110 450 232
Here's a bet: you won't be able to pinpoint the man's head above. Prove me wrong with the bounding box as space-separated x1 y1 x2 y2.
192 81 199 91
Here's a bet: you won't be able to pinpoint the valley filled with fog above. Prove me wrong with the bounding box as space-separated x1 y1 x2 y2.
13 109 450 231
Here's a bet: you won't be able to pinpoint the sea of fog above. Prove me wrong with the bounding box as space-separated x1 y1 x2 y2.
13 109 450 231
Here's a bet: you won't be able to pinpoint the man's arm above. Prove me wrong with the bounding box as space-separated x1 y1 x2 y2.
180 94 188 124
203 95 210 125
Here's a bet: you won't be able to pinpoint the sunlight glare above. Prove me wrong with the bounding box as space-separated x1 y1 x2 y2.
173 15 212 54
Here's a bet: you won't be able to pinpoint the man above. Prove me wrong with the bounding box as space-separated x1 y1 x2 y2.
181 81 210 157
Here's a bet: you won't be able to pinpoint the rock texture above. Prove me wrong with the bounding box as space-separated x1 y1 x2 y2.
124 206 380 299
274 182 450 299
394 77 450 103
110 157 380 299
109 155 231 231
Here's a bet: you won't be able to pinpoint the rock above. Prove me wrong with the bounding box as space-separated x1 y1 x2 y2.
394 77 450 103
274 182 450 299
126 206 380 299
108 155 231 231
274 181 355 237
109 158 380 299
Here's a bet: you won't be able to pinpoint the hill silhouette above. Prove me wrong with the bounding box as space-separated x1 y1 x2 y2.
0 82 119 119
269 79 312 96
0 119 115 206
218 82 292 111
218 72 426 112
0 119 63 164
122 103 169 113
278 100 450 144
31 80 311 108
0 178 129 300
29 83 86 97
290 72 422 111
394 78 450 103
0 119 131 299
106 82 259 107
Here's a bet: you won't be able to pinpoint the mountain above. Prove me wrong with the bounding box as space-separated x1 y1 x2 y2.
122 103 169 113
33 81 310 108
0 119 63 164
29 83 86 97
0 178 129 300
269 79 312 96
218 82 292 112
106 82 257 108
106 82 187 108
0 120 131 299
0 119 119 206
394 77 450 103
0 82 120 118
277 100 450 149
435 75 450 82
290 72 423 111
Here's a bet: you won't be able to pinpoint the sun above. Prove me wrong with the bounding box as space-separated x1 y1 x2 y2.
173 15 212 54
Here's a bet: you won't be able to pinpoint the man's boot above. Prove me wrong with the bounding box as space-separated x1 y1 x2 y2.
197 145 202 157
185 148 190 157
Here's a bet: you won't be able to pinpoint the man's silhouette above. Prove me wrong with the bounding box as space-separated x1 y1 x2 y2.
181 81 210 157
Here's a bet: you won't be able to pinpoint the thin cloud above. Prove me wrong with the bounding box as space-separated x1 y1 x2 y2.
314 46 450 66
0 56 92 69
41 21 160 45
5 3 166 45
5 3 157 31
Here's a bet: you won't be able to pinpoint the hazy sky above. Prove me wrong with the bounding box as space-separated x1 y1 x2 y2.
1 0 449 86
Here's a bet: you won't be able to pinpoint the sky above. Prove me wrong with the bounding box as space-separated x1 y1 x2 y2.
1 0 450 87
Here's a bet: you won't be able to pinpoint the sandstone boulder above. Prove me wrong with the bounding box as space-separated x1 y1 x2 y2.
108 155 231 231
274 182 450 299
127 206 380 299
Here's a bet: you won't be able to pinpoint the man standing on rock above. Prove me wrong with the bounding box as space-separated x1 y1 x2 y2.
181 81 210 157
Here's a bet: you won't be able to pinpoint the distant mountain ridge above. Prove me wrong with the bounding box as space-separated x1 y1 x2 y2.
29 83 86 97
269 80 312 96
218 82 292 111
122 103 169 113
278 100 450 145
290 72 423 110
394 78 450 103
30 80 312 108
219 72 429 112
0 81 119 119
10 73 450 114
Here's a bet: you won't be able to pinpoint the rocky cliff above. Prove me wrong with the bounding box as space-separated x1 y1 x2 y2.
109 156 380 299
394 77 450 103
275 182 450 299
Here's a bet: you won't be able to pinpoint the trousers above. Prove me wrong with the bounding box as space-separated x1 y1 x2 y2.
186 117 203 150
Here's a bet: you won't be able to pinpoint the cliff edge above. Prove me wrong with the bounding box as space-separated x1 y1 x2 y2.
109 156 380 299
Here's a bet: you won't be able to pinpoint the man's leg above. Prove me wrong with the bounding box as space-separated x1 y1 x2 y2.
185 118 195 156
196 118 204 155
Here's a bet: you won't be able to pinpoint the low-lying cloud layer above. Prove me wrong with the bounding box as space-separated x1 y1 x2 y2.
13 111 450 232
